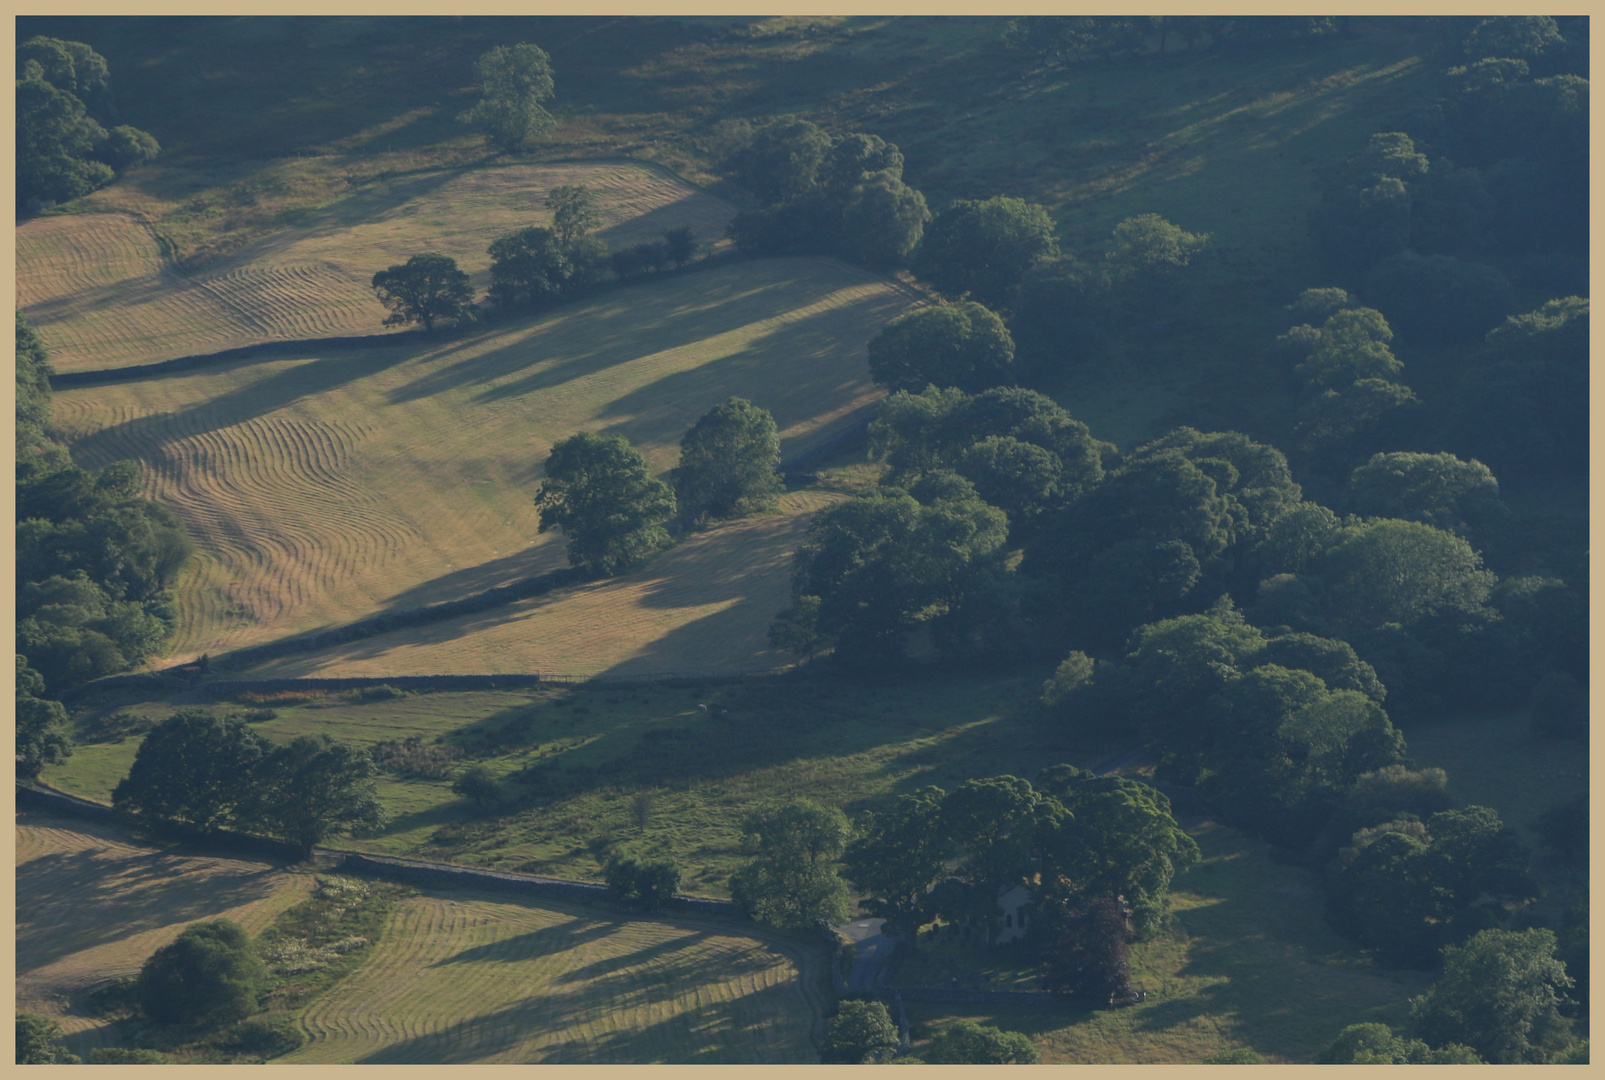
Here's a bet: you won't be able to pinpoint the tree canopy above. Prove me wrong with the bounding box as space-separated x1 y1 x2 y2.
819 999 900 1064
867 301 1016 395
371 253 475 333
113 711 268 832
534 432 677 576
1410 928 1576 1063
457 43 557 151
245 734 387 855
16 36 157 209
730 798 854 930
136 919 268 1028
924 1021 1040 1064
671 397 783 520
915 196 1060 310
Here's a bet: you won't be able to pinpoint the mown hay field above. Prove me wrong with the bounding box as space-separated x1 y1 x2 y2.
18 161 738 372
284 888 822 1063
14 813 317 1056
50 256 914 667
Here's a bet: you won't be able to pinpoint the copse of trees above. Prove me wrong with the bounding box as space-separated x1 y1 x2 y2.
1326 805 1535 967
724 119 929 269
112 712 385 856
17 35 159 209
841 768 1197 947
1009 213 1210 383
1409 928 1578 1063
458 42 557 152
533 432 676 576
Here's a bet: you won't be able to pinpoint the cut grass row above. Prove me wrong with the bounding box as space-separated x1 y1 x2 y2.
14 814 822 1064
20 161 738 372
285 889 821 1063
49 256 913 666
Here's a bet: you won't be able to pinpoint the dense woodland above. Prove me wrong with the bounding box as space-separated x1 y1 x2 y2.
15 15 1589 1066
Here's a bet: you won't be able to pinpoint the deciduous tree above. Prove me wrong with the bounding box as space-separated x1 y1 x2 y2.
729 798 853 930
534 432 677 576
671 397 783 520
867 302 1015 395
112 711 268 832
457 43 557 151
1410 928 1576 1063
371 252 475 333
136 920 268 1028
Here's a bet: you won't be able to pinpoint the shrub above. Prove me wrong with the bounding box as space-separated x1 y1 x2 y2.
223 1017 307 1059
136 920 268 1028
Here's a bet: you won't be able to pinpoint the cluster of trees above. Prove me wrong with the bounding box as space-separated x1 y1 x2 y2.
17 35 159 209
1309 18 1587 325
16 315 194 781
534 396 783 576
372 186 701 333
861 201 1210 395
112 711 385 856
1323 928 1583 1064
728 768 1195 1004
724 120 930 268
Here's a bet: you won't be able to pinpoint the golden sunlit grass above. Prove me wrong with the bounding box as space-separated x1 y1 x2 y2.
50 257 913 666
283 888 823 1064
19 161 738 372
14 814 317 1055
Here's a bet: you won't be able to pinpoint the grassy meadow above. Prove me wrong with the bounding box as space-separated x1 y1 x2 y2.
14 814 318 1056
50 258 913 666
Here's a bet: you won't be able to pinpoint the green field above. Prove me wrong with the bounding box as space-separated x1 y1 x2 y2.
50 257 912 668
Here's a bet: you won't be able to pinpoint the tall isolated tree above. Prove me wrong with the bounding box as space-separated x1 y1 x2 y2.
729 797 853 931
458 43 557 152
534 432 677 575
371 252 475 333
546 184 600 246
672 397 784 520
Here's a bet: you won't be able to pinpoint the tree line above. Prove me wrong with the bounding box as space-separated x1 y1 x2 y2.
15 314 196 783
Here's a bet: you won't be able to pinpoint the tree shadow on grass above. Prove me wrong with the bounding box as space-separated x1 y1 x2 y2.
430 916 628 968
16 846 284 973
355 952 811 1063
385 261 844 407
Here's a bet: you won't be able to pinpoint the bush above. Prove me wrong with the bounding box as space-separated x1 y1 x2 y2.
136 920 268 1029
925 1020 1040 1064
223 1017 307 1059
451 763 506 812
603 852 682 911
16 1013 79 1064
820 999 900 1063
85 1047 174 1064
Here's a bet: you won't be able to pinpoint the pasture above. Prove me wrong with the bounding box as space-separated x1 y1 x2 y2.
19 161 738 372
14 813 317 1056
50 257 914 666
285 889 822 1063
